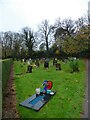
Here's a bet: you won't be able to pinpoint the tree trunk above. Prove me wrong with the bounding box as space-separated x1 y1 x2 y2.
45 32 48 51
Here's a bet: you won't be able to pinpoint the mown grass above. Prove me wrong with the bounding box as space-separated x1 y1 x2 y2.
14 59 86 118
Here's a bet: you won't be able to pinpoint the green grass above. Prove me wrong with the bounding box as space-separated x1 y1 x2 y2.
14 59 86 118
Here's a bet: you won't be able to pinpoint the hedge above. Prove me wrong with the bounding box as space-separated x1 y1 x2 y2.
2 59 13 91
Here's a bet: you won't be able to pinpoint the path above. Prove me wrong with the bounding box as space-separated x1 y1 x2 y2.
81 59 88 118
2 64 20 119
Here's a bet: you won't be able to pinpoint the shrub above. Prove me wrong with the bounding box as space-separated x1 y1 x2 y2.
70 59 79 73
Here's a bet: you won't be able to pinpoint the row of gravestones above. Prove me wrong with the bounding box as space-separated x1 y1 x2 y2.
44 57 79 72
26 58 61 73
21 57 78 73
44 58 61 70
21 58 40 73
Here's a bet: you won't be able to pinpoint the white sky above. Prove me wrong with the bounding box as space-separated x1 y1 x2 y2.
0 0 89 32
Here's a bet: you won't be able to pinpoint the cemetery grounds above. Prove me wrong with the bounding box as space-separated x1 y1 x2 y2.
13 59 86 118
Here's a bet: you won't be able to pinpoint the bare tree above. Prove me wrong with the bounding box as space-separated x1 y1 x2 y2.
1 31 14 58
75 16 88 31
39 42 45 51
38 20 54 56
54 18 75 39
61 18 75 36
13 32 23 60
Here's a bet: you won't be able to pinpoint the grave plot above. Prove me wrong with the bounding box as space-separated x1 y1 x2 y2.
20 91 56 111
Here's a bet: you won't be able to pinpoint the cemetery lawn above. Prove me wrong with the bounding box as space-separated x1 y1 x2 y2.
14 59 86 118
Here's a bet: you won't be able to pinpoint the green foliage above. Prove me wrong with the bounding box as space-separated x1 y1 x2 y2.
14 59 86 118
2 59 13 91
75 25 89 51
70 59 79 73
56 36 83 55
23 27 35 58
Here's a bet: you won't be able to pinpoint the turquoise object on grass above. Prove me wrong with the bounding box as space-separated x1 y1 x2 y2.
47 90 51 94
40 88 44 92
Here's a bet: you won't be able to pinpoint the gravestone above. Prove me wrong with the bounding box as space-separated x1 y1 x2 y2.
44 60 49 68
55 63 61 70
53 58 57 66
27 65 32 73
28 60 30 65
23 58 26 64
24 58 26 62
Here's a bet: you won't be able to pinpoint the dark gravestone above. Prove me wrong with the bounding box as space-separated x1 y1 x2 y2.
24 58 27 63
27 65 32 73
44 61 49 68
55 63 61 70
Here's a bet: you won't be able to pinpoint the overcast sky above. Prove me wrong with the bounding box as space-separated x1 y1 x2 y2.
0 0 89 32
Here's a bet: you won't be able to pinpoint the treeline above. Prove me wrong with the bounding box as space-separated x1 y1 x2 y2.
0 16 90 59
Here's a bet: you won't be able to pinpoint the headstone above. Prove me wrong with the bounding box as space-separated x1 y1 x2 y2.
55 63 61 70
53 58 57 66
28 60 30 65
44 61 49 68
23 59 24 62
24 58 26 63
27 65 32 73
